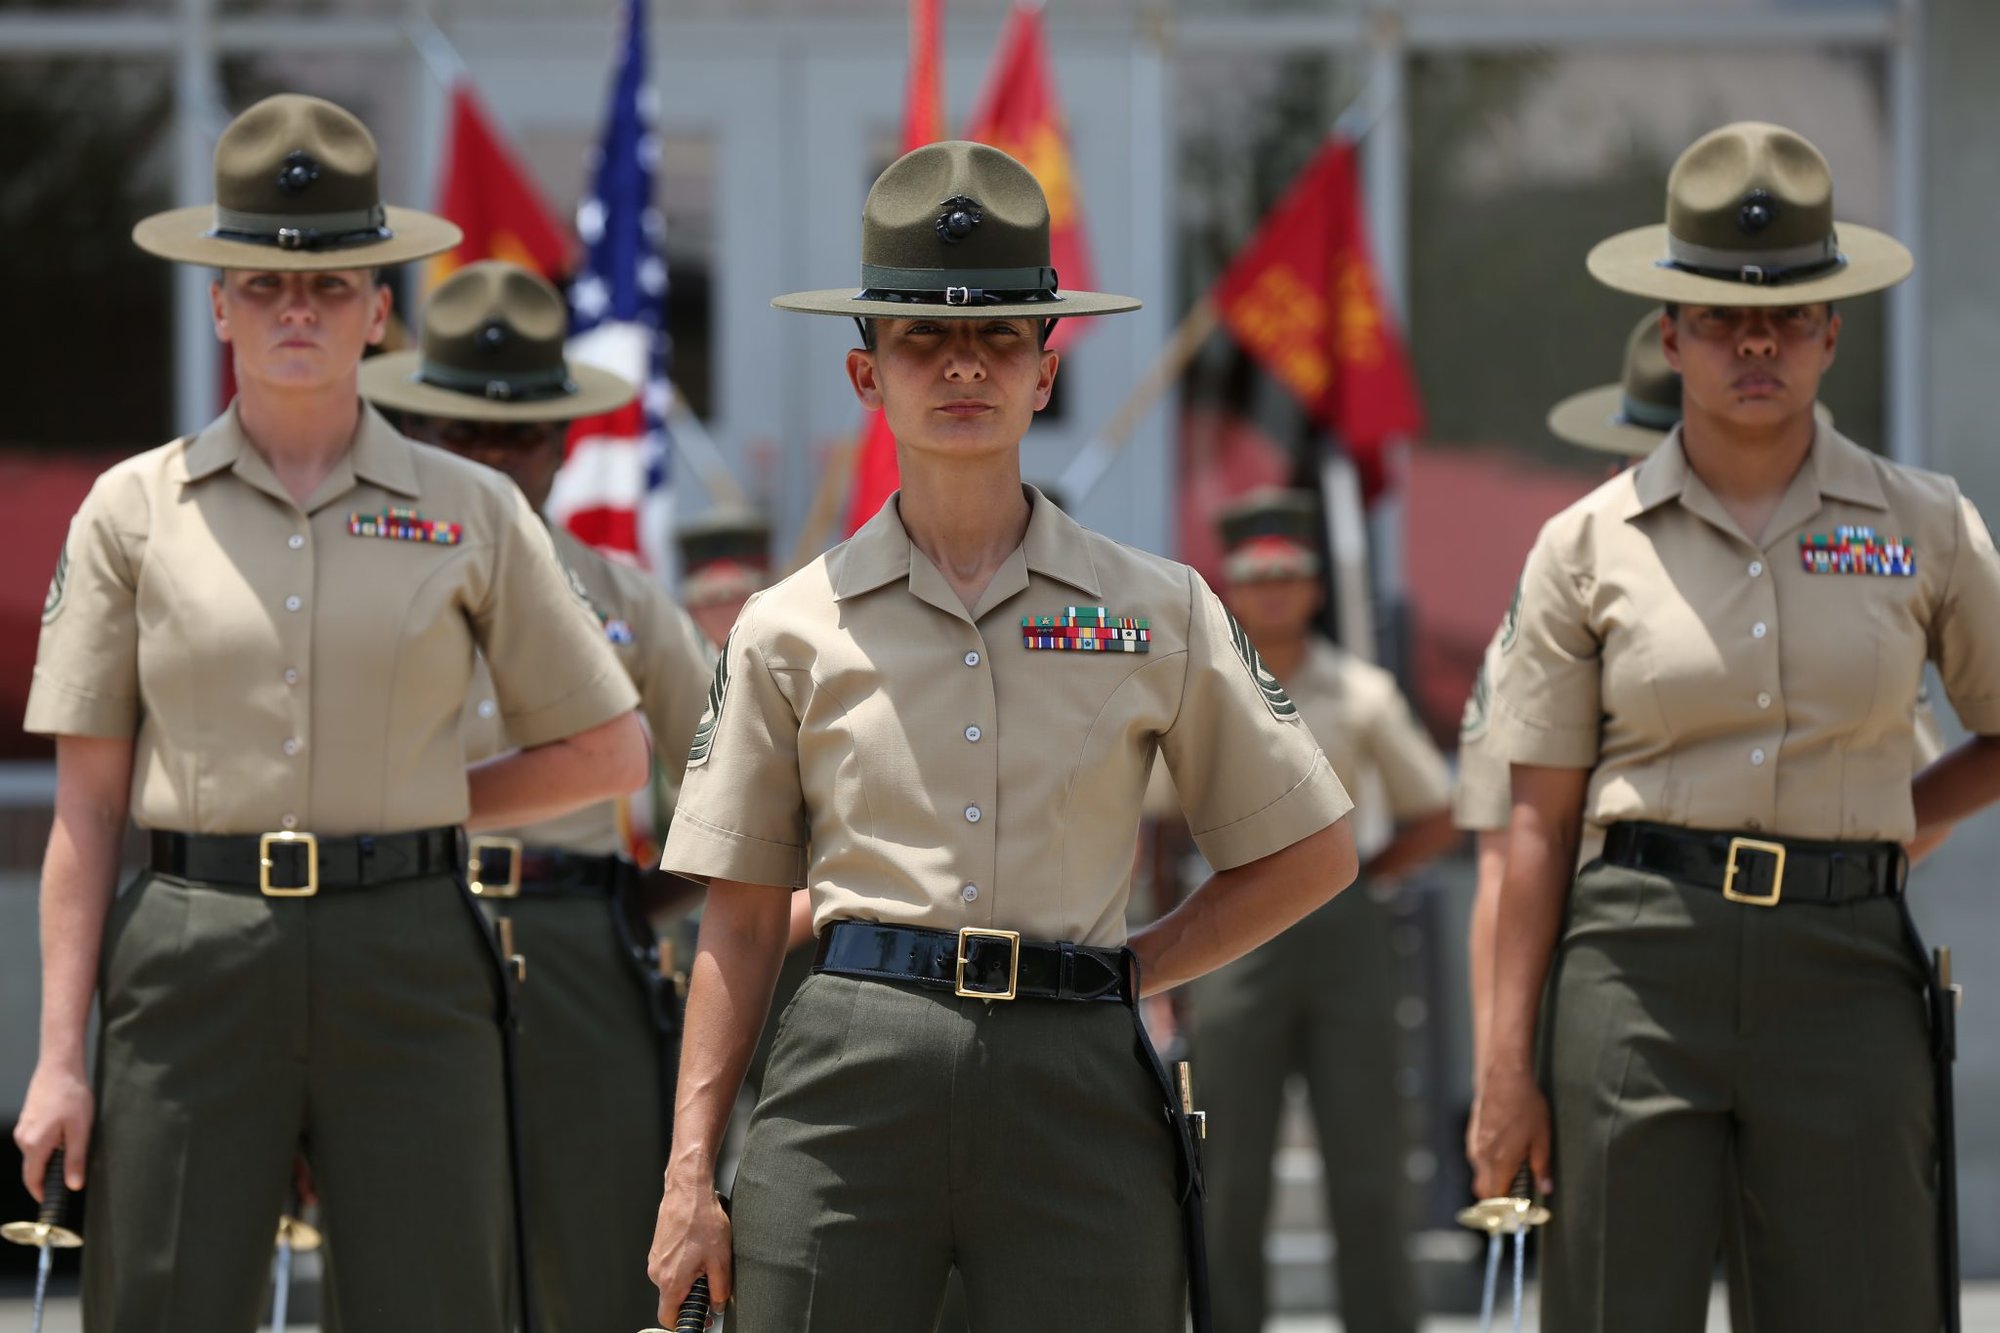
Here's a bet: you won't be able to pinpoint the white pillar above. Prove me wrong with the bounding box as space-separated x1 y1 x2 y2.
173 0 219 438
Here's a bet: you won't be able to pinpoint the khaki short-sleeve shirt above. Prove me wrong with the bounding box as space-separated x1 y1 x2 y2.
1489 424 2000 847
660 489 1351 947
462 525 712 854
25 404 638 835
1454 623 1511 834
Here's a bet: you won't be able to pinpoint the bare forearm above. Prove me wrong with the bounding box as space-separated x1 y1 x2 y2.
1485 809 1578 1078
39 833 119 1071
1365 809 1461 882
1468 830 1507 1088
1129 819 1356 996
466 711 648 831
665 882 792 1185
1912 735 2000 833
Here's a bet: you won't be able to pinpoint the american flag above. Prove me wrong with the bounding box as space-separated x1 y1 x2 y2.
550 0 675 578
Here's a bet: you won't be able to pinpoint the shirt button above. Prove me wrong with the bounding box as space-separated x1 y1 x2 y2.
285 595 303 612
288 534 305 550
964 725 982 743
964 805 982 824
1752 621 1767 639
1756 692 1772 709
282 738 301 756
1750 748 1766 766
477 699 497 720
281 813 299 830
962 883 979 903
1748 560 1764 577
963 651 981 667
284 668 299 686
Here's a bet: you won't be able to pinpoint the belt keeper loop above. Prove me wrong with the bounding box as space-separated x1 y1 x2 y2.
1058 941 1075 1000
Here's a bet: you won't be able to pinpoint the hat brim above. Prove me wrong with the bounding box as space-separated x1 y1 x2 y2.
359 350 637 422
771 288 1141 320
1547 383 1835 456
1586 222 1912 305
133 204 463 271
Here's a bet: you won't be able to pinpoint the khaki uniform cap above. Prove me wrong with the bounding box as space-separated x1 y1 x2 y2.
463 524 712 852
26 404 638 834
660 488 1351 947
1488 423 2000 857
1216 488 1323 583
134 94 459 271
361 261 636 423
1587 121 1911 306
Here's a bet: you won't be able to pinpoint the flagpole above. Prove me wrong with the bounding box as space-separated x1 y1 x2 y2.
1057 296 1218 505
788 435 860 573
665 390 748 507
403 11 467 87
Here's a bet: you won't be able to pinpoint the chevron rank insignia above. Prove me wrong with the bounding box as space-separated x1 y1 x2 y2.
1022 606 1151 653
347 507 462 545
1799 526 1914 576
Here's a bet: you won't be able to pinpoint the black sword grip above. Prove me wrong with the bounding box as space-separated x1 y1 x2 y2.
1508 1163 1535 1201
674 1275 712 1332
37 1149 68 1229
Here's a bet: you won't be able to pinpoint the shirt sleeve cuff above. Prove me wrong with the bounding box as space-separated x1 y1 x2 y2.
1191 752 1353 872
660 809 806 888
22 673 137 738
1488 694 1600 768
502 665 642 750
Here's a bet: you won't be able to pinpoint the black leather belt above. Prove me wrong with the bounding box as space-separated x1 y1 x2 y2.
149 827 460 897
466 837 633 900
812 920 1132 1003
1603 821 1904 906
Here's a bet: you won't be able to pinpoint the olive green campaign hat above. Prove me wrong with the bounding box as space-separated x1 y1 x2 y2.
1548 308 1833 456
1587 121 1911 306
676 508 773 608
134 94 461 271
773 140 1140 320
1217 488 1322 583
360 262 636 422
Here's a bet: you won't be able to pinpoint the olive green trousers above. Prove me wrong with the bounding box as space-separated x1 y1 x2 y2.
83 871 513 1333
495 894 670 1333
729 972 1186 1332
1190 886 1418 1333
1542 861 1941 1333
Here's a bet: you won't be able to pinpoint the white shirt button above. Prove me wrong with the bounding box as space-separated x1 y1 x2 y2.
1750 748 1766 766
282 738 301 756
962 883 979 903
284 668 299 685
1748 560 1764 577
963 651 981 667
964 725 982 743
1752 621 1767 639
288 534 305 550
1756 692 1772 709
964 805 982 824
281 813 299 830
477 699 497 720
285 595 303 612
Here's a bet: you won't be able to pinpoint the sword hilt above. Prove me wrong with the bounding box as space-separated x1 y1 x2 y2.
675 1275 713 1331
1509 1164 1535 1201
38 1151 68 1229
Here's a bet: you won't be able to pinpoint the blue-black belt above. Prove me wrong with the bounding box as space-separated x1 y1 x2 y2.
1603 821 1904 907
148 826 460 897
811 920 1132 1002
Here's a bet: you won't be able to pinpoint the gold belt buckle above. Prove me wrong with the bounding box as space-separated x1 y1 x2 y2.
468 835 524 898
1722 836 1786 906
954 926 1021 1001
258 831 318 898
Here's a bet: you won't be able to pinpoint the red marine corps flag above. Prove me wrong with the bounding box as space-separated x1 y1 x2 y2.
841 0 948 535
430 81 575 283
1212 138 1423 498
963 1 1096 353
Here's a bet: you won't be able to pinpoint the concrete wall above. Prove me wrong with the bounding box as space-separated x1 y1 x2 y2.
1918 0 2000 1279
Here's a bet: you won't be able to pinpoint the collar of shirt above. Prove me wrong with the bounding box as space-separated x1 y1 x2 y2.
830 485 1103 623
1622 421 1889 547
175 400 422 512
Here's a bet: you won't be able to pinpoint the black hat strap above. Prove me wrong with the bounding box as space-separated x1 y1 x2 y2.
1658 232 1846 286
1617 394 1681 431
417 360 579 403
856 262 1061 307
209 203 393 252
